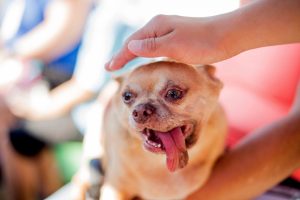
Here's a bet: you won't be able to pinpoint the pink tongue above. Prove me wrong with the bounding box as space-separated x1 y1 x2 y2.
156 127 188 172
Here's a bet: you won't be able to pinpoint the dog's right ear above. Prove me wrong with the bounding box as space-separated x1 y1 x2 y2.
202 65 216 78
194 64 216 79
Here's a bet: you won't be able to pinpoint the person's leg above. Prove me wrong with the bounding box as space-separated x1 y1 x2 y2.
36 146 62 197
0 98 31 200
0 129 39 200
1 115 82 199
5 129 63 199
25 116 82 197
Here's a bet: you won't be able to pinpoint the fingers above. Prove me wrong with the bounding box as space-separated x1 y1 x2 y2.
127 32 174 57
106 15 174 71
105 45 136 71
104 30 143 71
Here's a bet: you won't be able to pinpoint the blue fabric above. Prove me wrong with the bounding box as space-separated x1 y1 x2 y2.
6 0 81 75
16 0 48 37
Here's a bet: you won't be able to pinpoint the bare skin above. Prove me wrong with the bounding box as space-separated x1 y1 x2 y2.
106 0 300 71
9 78 95 121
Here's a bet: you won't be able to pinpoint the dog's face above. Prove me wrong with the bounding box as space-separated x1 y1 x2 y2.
116 61 222 172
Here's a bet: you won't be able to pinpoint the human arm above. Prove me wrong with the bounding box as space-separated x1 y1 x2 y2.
9 78 96 121
9 0 92 62
106 0 300 70
186 84 300 200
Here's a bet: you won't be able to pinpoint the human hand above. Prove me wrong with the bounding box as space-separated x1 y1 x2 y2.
105 15 234 71
7 87 53 121
106 0 300 71
0 58 25 92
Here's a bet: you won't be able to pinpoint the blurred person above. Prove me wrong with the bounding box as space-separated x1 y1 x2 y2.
0 0 93 199
0 0 93 88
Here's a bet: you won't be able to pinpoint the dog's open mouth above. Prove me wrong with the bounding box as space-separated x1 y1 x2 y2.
141 124 194 172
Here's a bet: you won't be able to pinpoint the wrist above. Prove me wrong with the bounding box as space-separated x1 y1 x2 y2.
209 1 273 59
205 12 245 62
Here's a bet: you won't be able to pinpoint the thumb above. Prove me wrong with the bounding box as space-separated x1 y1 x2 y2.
128 35 172 58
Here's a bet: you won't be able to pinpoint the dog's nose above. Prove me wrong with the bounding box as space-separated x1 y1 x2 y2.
132 103 156 123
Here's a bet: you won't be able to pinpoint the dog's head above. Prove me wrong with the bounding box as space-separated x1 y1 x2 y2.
115 61 222 172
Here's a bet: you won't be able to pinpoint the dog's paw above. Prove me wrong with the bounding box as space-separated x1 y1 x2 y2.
71 159 104 200
71 170 91 200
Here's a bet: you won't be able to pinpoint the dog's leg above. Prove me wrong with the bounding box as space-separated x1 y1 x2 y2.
72 97 108 200
72 159 104 200
100 182 129 200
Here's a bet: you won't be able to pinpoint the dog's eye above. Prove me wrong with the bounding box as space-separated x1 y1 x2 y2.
165 89 183 101
122 91 134 103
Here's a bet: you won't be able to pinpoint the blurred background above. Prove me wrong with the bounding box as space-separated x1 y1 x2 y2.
0 0 299 200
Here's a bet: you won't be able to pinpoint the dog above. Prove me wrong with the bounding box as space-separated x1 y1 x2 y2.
74 60 227 200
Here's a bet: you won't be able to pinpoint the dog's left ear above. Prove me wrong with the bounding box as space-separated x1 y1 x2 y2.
112 71 130 85
195 65 223 88
114 75 124 84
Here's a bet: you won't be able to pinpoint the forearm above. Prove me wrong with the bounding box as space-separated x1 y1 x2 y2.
220 0 300 56
43 79 95 119
187 113 300 200
12 0 92 62
13 79 96 121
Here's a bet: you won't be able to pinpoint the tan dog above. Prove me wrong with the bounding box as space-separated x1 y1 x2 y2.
76 61 227 200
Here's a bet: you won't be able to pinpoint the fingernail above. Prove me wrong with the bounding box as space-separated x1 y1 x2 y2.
128 40 142 53
105 61 111 70
105 58 115 71
109 60 118 71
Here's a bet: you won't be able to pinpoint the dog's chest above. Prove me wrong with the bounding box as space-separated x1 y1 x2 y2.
136 170 201 200
105 137 203 200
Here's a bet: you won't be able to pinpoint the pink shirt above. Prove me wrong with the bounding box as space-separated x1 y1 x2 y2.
216 43 300 180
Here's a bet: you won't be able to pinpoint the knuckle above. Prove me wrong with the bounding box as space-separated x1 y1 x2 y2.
143 38 157 52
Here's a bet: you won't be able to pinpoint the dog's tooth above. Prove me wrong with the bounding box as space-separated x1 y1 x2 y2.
149 140 157 147
147 140 153 146
146 139 162 148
